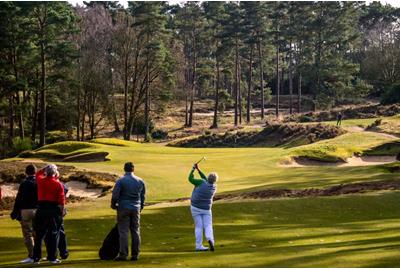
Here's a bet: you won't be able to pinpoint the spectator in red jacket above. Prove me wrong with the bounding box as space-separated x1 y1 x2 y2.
32 164 65 264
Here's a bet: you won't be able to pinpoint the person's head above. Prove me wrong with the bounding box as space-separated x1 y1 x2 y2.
124 162 134 173
207 172 218 184
45 164 59 178
25 164 37 176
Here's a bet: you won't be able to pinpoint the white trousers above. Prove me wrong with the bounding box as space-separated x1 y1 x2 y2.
191 206 214 249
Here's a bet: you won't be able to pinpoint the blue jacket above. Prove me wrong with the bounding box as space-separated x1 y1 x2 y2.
111 173 146 211
189 169 216 210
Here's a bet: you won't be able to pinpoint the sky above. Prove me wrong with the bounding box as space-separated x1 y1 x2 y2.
67 0 400 8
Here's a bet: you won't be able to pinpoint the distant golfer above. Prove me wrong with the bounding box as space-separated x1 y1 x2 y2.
111 162 146 261
188 163 218 251
336 112 343 126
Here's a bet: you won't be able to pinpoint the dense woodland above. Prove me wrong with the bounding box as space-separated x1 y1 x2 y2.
1 1 400 157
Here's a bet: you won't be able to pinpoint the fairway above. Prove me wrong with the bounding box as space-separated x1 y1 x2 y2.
1 192 400 267
1 131 400 267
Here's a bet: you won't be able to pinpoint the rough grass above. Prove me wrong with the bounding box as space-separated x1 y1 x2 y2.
290 132 397 162
2 192 400 267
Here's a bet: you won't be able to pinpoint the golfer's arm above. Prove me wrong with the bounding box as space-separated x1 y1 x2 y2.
198 169 207 180
188 169 203 186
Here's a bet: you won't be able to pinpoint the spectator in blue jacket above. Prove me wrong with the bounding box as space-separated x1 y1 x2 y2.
111 162 146 261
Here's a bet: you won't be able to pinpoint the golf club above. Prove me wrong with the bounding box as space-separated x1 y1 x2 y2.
195 156 206 165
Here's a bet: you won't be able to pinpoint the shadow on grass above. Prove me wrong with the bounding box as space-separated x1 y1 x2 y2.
1 192 400 267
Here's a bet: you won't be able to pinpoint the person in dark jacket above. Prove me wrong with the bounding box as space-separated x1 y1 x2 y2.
10 164 38 264
337 112 343 126
188 163 218 251
111 162 146 261
32 164 65 264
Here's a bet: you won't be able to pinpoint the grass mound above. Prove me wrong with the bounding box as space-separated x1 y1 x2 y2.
170 123 345 148
62 151 110 162
18 141 100 161
90 138 132 147
290 132 397 162
366 115 400 136
364 141 400 156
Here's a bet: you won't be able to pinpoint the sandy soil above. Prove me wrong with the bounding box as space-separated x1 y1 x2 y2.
281 155 397 168
1 183 19 198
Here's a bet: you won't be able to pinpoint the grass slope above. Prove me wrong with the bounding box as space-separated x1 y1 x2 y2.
1 192 400 267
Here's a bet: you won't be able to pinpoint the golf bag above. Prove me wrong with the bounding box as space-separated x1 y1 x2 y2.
99 224 119 260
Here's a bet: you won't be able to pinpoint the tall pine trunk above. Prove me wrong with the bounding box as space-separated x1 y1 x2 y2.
39 41 46 146
144 32 151 140
258 39 264 119
31 71 39 141
188 32 196 128
8 94 14 145
211 59 220 129
123 55 129 140
289 42 293 115
275 35 280 118
238 59 242 125
234 36 239 126
298 73 302 113
247 45 253 123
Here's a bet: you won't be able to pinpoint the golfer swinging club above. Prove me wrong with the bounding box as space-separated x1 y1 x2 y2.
188 157 218 251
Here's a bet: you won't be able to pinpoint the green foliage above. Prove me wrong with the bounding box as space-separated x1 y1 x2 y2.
381 84 400 105
151 129 168 140
11 137 32 156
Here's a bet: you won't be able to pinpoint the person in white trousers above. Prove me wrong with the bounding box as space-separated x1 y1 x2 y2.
188 163 218 251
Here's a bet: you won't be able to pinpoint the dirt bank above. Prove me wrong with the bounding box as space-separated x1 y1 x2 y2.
170 123 345 148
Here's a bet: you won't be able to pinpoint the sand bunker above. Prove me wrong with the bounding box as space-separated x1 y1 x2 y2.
1 181 103 199
1 183 19 198
281 155 397 168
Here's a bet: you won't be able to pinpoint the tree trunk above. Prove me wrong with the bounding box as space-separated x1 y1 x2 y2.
238 60 242 125
184 42 189 127
144 32 150 140
275 38 280 118
76 59 81 141
39 41 46 146
123 54 129 140
31 70 39 141
13 52 24 140
188 32 196 128
289 42 293 115
234 36 239 126
211 59 220 129
247 45 253 123
258 38 264 119
8 94 14 145
298 73 302 113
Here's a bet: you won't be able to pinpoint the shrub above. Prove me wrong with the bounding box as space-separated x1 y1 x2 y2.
11 137 32 156
46 130 71 144
381 84 400 105
299 115 314 122
151 129 168 140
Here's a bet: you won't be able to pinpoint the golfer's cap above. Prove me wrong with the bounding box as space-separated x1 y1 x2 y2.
124 162 134 172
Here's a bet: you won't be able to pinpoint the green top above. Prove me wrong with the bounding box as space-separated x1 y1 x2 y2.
188 168 207 187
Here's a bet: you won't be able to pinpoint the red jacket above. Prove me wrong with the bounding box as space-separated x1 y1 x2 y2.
36 170 65 206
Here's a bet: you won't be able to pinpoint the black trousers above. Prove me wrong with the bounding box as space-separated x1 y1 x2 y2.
45 223 68 257
33 205 62 261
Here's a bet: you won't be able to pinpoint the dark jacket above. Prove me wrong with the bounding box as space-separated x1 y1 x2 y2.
11 176 38 220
